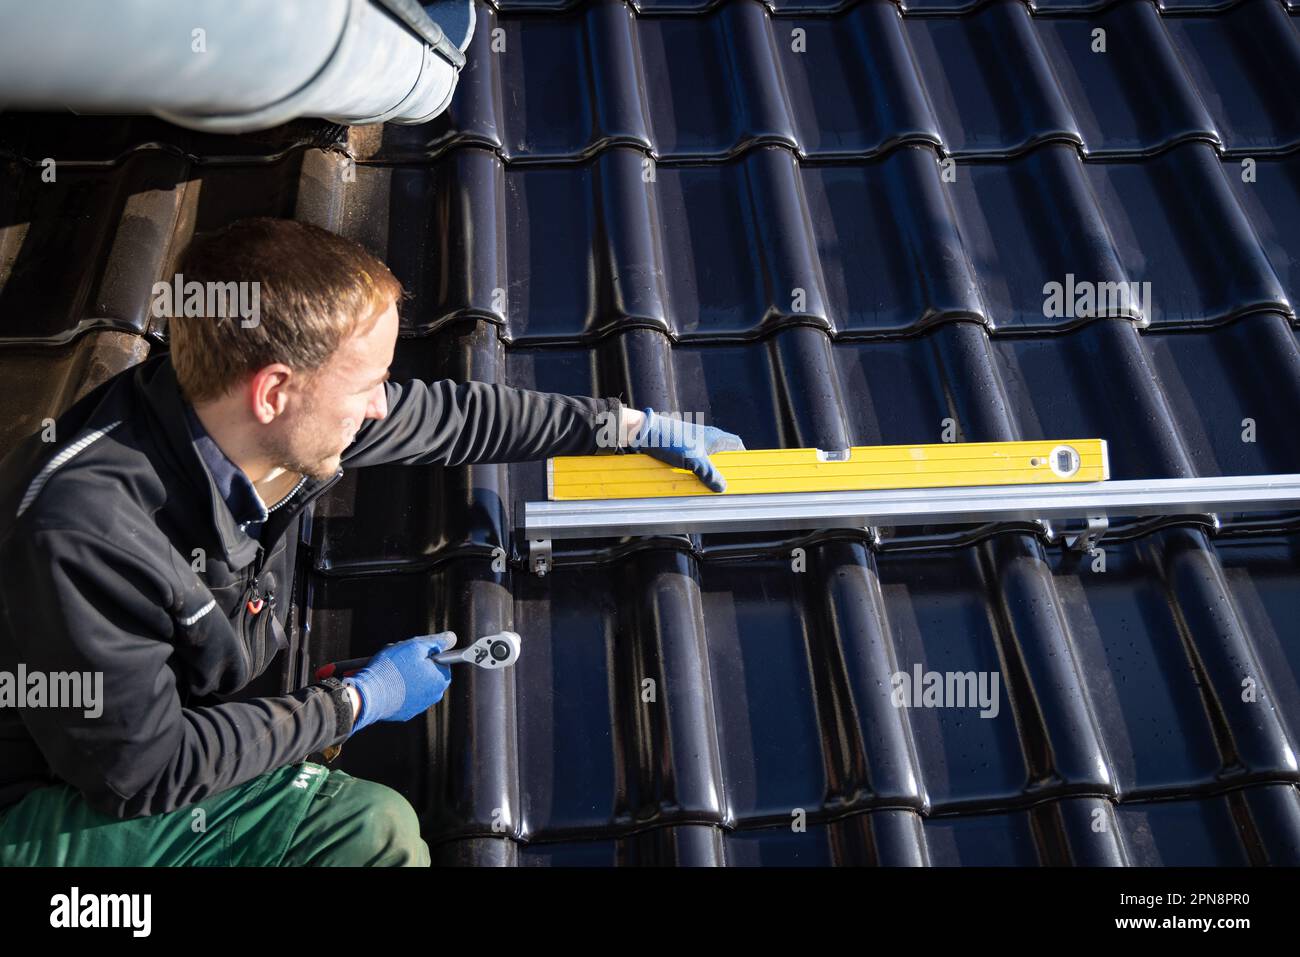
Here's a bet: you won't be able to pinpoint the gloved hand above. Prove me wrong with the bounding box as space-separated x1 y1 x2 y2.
343 632 455 733
628 407 746 493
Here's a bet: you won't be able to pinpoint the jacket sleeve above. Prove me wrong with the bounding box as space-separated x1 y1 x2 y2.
340 378 626 469
0 525 353 820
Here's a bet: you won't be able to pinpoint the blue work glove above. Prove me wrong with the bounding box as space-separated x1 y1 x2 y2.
343 632 455 733
629 407 746 493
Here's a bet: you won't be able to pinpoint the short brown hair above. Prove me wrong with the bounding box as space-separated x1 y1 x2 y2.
166 218 405 403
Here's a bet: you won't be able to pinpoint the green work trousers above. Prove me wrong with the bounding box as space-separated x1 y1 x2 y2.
0 761 430 866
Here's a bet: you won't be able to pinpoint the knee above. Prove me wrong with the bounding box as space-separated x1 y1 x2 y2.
343 779 430 867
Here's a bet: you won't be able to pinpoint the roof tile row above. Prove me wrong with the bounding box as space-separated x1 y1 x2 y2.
5 141 1299 342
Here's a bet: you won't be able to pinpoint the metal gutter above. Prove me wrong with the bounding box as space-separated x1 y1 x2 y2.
0 0 474 133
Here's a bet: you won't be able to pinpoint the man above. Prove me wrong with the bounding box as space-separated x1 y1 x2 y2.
0 217 743 866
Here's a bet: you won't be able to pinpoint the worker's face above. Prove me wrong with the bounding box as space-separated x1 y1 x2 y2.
267 299 398 481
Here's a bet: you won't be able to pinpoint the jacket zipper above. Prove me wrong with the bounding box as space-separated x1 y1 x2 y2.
239 469 338 678
249 468 340 579
251 594 273 675
234 594 254 676
241 571 277 677
241 470 335 681
265 475 309 515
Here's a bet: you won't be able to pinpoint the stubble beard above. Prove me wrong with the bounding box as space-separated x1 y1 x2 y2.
264 393 342 482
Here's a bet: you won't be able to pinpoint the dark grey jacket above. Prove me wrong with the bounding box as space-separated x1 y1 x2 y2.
0 352 621 818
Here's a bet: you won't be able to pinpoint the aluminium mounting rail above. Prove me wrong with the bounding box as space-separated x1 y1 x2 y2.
521 473 1300 575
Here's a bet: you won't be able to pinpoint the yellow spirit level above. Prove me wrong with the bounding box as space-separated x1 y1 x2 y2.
547 439 1110 501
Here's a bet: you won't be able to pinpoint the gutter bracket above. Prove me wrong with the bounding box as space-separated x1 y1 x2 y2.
530 538 552 577
1064 515 1108 553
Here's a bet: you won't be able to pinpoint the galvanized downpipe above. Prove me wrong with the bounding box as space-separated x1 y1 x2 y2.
0 0 474 132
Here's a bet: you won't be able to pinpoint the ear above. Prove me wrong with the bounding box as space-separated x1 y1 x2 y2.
249 364 294 423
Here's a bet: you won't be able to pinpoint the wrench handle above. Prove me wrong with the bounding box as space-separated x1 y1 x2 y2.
313 657 370 681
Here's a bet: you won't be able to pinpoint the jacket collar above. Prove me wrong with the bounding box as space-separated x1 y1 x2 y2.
134 353 336 569
181 400 269 535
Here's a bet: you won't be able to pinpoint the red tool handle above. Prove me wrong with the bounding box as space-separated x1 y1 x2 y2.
313 657 370 682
